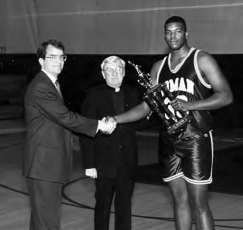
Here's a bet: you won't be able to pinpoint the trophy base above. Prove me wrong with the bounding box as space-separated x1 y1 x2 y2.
142 83 191 136
167 116 191 135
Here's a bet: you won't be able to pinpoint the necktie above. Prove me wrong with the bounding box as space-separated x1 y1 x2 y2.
55 80 63 98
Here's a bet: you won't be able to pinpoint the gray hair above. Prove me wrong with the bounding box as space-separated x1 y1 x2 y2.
101 56 125 70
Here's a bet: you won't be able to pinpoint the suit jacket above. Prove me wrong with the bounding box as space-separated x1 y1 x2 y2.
24 71 98 183
80 84 146 178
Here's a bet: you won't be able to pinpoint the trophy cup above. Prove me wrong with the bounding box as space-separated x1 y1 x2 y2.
128 61 191 135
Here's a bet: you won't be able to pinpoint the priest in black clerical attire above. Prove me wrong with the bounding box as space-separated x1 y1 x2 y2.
79 56 147 230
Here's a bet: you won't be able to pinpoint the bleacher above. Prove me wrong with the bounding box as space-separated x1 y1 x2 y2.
0 54 37 120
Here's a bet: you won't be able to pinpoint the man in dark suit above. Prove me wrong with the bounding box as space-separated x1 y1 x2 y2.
24 39 116 230
79 56 147 230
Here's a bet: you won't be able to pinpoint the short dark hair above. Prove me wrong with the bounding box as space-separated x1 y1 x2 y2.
37 39 65 59
164 16 187 31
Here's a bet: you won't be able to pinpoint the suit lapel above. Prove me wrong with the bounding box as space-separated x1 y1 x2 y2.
38 71 63 101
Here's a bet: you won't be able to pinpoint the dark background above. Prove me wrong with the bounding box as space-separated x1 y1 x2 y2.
1 54 243 194
0 53 242 130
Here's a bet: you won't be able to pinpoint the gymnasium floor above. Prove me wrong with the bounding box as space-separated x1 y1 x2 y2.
0 119 243 230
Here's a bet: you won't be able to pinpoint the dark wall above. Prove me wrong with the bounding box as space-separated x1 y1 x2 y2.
60 55 162 112
60 54 243 132
0 54 242 130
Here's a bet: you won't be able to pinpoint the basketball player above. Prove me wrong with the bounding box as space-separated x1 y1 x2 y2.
108 16 233 230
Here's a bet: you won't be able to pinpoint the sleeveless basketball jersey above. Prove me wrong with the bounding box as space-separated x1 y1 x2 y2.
156 47 213 138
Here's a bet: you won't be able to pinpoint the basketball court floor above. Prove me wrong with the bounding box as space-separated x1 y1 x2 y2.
0 119 243 230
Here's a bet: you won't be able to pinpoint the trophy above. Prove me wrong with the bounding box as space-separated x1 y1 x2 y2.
128 61 191 135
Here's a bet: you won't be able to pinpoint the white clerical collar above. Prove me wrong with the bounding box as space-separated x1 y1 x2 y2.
115 88 120 92
42 69 57 85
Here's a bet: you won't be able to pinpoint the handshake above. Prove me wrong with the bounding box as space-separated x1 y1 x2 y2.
98 116 117 134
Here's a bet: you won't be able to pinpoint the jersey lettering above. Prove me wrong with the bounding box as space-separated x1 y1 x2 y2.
165 78 194 95
163 77 192 120
158 48 212 133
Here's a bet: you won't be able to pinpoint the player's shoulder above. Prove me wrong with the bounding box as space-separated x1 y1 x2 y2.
196 49 213 60
150 56 167 79
152 57 166 69
196 49 217 68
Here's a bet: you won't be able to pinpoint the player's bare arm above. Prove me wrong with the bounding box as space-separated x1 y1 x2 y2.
174 51 233 111
114 101 150 124
150 60 163 86
114 61 163 124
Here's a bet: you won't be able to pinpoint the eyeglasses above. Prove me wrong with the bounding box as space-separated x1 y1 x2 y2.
104 67 124 74
45 55 67 62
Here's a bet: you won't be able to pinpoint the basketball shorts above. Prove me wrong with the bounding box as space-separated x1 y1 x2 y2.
162 131 213 185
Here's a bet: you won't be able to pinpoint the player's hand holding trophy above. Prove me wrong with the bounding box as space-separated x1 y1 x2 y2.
128 61 191 135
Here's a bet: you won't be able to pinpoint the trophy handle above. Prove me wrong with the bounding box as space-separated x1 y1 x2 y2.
161 83 188 118
147 84 178 122
143 94 170 126
128 61 191 135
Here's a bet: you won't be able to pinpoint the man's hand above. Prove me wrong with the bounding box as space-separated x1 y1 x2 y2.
171 98 189 112
105 116 117 124
85 168 97 179
98 117 116 134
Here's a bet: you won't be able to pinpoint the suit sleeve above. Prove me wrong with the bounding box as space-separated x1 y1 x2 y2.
79 92 97 169
32 82 98 137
